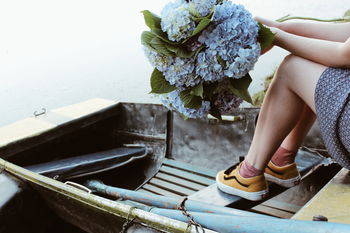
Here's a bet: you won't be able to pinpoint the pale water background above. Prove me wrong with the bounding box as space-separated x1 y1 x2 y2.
0 0 348 126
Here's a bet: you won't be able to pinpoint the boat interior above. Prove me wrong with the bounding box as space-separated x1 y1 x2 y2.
0 99 345 233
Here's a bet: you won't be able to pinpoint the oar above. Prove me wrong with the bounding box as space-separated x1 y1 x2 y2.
128 204 350 233
85 179 271 218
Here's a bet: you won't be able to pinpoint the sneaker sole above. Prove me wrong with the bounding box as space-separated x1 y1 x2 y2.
216 174 269 201
264 173 301 188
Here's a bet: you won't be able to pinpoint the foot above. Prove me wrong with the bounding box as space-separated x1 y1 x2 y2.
216 163 269 201
264 161 301 188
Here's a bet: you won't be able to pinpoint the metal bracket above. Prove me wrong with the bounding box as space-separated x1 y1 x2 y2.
33 108 46 117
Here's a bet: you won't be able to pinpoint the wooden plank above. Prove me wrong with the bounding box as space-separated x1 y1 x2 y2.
149 178 196 196
159 166 215 186
0 118 56 147
292 168 350 224
163 159 217 178
52 98 115 119
261 199 300 213
156 172 207 191
138 188 159 195
188 184 241 205
188 150 328 207
142 184 182 198
251 204 294 219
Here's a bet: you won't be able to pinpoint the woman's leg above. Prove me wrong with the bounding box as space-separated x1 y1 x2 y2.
245 55 327 171
280 104 316 152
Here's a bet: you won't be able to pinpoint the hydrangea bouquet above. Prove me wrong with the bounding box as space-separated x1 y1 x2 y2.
141 0 274 119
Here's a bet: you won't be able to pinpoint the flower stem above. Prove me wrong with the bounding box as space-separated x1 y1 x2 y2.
276 15 350 23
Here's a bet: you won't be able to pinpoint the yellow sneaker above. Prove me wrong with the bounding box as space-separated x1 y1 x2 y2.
216 163 269 201
264 161 301 188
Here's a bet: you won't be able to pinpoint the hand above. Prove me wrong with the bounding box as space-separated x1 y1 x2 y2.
254 17 281 55
254 16 281 28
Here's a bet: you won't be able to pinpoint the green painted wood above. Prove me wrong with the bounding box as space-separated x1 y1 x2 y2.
156 172 207 191
159 166 215 186
149 178 196 196
142 184 182 198
163 159 217 178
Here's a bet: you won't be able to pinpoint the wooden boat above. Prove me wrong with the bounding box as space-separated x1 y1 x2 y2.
0 98 349 233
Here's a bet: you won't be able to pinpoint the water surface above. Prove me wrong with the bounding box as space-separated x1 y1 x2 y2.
0 0 347 126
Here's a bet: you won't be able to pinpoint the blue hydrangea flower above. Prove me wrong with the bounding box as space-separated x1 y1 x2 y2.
189 0 216 17
143 47 201 88
197 1 260 79
161 0 196 42
195 49 224 82
160 90 211 118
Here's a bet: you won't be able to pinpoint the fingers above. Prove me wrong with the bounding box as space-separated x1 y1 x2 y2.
254 16 280 28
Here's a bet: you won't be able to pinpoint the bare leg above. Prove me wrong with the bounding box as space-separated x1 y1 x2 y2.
280 104 316 152
245 55 327 170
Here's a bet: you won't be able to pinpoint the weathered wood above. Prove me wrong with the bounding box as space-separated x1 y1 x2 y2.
163 159 217 178
260 199 300 213
155 172 207 191
251 164 341 218
292 168 350 224
159 166 215 186
149 178 196 196
142 184 182 198
188 150 329 207
138 188 160 195
0 98 118 159
251 204 294 219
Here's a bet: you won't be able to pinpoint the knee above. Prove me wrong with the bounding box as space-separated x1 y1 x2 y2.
273 55 303 85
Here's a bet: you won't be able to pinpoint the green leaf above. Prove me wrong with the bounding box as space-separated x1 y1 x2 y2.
150 69 176 94
141 31 157 50
150 37 176 56
228 74 253 104
191 18 211 37
180 89 202 109
190 83 204 98
165 44 196 58
257 22 275 51
152 28 179 45
141 10 161 30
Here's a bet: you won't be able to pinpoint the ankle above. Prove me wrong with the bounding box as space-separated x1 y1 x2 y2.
271 147 297 167
239 160 263 178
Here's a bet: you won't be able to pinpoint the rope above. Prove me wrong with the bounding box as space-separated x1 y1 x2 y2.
119 207 136 233
178 197 205 233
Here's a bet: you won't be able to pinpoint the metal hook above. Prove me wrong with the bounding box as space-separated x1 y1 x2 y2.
33 108 46 117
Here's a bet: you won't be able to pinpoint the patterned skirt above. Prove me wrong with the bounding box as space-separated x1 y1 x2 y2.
315 67 350 169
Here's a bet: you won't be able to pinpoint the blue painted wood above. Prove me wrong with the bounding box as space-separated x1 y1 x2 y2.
159 166 215 186
163 159 217 178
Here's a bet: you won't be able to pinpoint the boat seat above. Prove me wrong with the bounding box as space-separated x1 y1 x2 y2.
25 146 147 181
137 158 217 198
138 149 331 208
292 168 350 223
